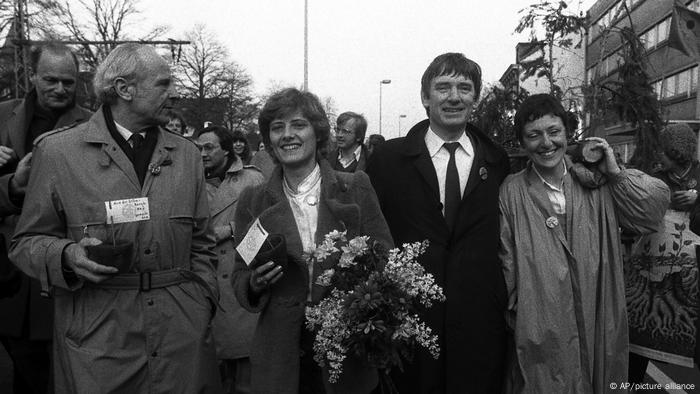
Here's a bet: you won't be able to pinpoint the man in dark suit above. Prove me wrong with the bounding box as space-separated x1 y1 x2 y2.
0 43 91 393
366 52 510 393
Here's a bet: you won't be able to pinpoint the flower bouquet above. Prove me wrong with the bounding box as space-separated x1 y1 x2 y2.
304 230 445 391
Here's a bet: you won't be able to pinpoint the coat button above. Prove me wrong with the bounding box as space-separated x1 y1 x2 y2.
151 351 157 357
145 249 151 255
147 300 154 306
222 274 229 279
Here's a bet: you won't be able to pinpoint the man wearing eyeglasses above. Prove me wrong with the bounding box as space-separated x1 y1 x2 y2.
331 111 369 173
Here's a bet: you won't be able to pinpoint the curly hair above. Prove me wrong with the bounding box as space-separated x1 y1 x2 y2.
660 123 697 166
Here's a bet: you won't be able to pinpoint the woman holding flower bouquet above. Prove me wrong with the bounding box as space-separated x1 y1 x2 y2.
231 88 393 394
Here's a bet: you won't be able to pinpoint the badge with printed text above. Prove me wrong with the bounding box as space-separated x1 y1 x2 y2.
236 218 269 266
104 197 150 224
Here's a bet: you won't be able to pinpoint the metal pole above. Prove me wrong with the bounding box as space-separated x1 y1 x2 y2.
379 79 391 136
379 82 383 136
303 0 308 91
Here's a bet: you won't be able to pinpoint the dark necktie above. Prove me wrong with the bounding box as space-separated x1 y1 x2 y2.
443 142 461 231
129 133 144 151
129 133 147 185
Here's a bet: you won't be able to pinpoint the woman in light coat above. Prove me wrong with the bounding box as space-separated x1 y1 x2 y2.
499 94 670 393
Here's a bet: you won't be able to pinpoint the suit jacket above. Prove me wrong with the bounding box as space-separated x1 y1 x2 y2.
0 98 92 340
366 120 510 394
232 160 393 394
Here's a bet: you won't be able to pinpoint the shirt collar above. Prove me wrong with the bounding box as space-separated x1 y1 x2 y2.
337 144 363 162
114 121 145 142
532 161 568 192
424 126 472 158
284 163 321 196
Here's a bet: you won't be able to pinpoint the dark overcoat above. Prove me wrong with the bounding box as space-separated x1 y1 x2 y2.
232 160 393 394
366 120 510 394
0 98 92 340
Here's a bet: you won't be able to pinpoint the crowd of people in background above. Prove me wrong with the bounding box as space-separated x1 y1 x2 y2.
0 41 698 394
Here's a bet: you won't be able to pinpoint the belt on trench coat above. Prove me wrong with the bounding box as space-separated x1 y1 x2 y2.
85 268 221 312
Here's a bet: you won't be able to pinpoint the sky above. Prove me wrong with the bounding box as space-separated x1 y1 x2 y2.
140 0 596 140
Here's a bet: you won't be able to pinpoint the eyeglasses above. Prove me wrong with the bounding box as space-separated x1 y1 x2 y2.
335 127 355 136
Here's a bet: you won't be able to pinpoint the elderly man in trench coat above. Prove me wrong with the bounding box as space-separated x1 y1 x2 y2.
9 43 222 393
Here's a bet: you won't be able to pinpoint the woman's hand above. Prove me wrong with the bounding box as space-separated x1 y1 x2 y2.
586 137 621 177
249 261 283 295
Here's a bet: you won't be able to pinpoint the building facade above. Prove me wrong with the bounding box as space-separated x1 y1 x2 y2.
586 0 700 162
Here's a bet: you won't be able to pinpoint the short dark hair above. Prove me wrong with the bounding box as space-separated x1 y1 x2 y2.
514 94 572 143
30 43 79 74
336 111 368 145
421 53 482 103
194 125 234 154
258 87 330 160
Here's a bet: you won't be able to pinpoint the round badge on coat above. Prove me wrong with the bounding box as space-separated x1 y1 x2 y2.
546 216 559 228
479 167 488 180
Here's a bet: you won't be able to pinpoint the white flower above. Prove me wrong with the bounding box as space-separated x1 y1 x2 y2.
316 269 335 286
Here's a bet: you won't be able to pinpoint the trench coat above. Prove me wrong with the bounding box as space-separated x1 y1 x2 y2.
9 107 222 393
0 98 92 340
207 159 264 359
366 120 511 393
499 160 670 393
232 160 393 394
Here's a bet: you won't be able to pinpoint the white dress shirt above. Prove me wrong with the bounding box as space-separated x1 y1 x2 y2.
337 145 362 168
532 162 568 215
283 163 322 301
424 127 474 215
114 121 146 148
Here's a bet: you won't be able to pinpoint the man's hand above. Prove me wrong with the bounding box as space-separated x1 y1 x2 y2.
0 146 16 168
9 152 32 196
62 237 118 283
673 190 698 210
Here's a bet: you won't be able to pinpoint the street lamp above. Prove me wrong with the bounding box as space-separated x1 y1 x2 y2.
398 114 407 137
379 79 391 135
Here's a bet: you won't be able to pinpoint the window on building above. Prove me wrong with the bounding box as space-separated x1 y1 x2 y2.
678 70 691 95
663 75 677 98
659 66 699 99
653 79 663 99
658 17 670 43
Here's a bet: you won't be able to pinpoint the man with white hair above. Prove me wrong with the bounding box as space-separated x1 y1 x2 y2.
10 43 221 393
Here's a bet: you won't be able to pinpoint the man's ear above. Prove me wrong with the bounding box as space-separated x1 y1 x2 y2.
114 78 134 101
420 90 430 109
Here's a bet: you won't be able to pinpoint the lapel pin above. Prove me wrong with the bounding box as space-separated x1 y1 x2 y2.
479 167 488 180
148 164 161 175
546 216 559 229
